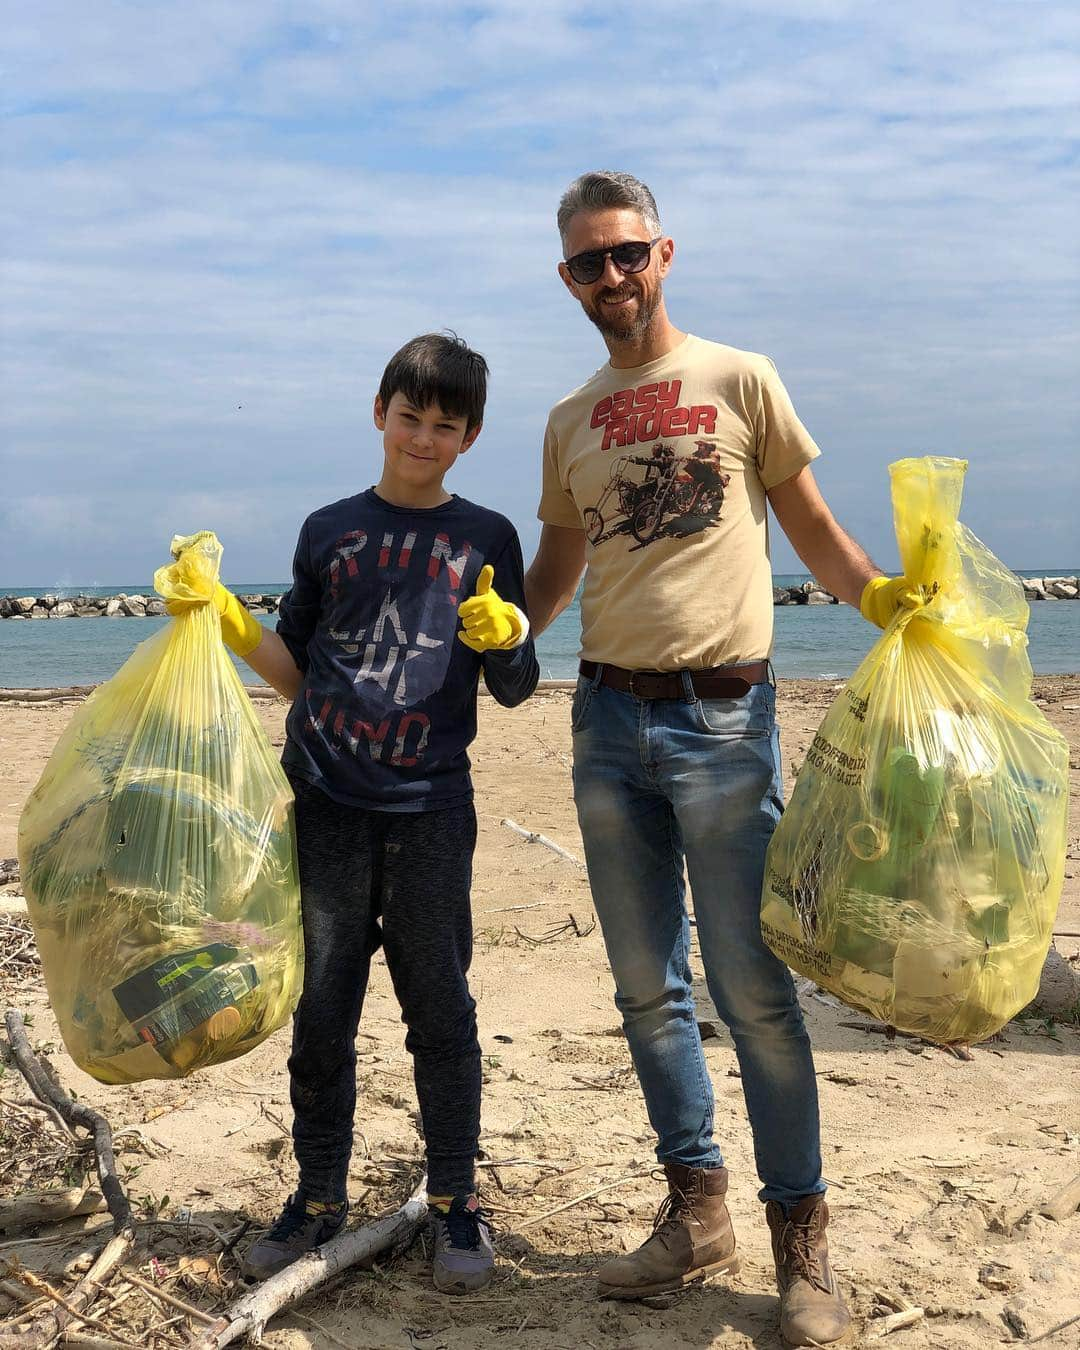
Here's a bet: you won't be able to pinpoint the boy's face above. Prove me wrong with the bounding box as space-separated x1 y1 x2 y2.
373 392 480 496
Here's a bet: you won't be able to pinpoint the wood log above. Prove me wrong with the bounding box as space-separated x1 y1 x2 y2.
190 1178 428 1349
0 687 96 703
1039 1171 1080 1222
0 1187 106 1233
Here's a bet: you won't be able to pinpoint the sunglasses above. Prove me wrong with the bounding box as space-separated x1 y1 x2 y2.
564 237 661 285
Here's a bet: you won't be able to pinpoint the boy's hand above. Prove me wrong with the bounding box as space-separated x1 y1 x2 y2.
457 565 529 653
167 581 265 657
859 574 923 629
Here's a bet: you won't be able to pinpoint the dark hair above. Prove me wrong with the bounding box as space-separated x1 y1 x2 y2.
377 332 488 431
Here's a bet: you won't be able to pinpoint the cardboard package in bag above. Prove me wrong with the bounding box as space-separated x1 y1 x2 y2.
761 457 1068 1044
18 533 304 1083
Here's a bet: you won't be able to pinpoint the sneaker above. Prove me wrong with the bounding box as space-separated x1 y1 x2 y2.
240 1194 348 1282
429 1194 495 1294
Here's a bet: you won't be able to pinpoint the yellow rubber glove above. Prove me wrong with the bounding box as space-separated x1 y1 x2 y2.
166 580 264 657
859 575 923 630
457 564 528 653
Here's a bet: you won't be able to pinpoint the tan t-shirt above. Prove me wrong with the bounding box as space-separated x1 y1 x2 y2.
539 334 820 669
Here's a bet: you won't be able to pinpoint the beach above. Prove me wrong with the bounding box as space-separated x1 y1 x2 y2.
2 679 1079 1349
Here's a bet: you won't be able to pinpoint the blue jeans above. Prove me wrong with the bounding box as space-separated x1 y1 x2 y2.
571 671 824 1207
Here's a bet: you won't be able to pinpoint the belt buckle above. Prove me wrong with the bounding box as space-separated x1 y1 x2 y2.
627 669 652 699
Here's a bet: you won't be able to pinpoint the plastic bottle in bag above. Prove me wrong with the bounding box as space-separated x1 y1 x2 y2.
18 532 304 1082
760 457 1069 1044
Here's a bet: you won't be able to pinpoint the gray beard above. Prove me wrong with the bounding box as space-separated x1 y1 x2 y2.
584 287 661 344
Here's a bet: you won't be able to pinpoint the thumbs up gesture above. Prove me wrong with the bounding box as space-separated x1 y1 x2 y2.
457 564 529 653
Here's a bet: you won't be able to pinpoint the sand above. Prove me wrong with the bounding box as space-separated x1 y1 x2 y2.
1 677 1079 1349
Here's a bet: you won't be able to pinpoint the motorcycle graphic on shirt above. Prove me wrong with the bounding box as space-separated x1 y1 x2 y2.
582 441 731 550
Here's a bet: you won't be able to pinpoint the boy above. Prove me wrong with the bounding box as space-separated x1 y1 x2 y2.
175 333 539 1293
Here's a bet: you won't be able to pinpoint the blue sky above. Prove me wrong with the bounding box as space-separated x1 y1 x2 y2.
2 0 1078 587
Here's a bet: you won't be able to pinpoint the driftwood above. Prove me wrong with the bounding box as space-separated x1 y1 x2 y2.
190 1176 429 1348
501 818 585 868
1039 1171 1080 1222
0 688 96 703
2 1009 136 1347
869 1306 925 1337
3 1010 132 1237
0 1235 133 1348
0 1187 107 1233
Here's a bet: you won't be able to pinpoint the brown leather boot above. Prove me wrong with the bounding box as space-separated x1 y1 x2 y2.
766 1194 851 1345
597 1164 740 1300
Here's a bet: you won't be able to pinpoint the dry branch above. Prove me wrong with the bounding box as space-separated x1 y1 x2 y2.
59 1338 145 1350
0 1266 126 1342
10 1232 135 1348
519 1171 651 1230
189 1176 429 1348
869 1307 925 1337
1039 1171 1080 1222
120 1269 217 1326
0 1279 41 1310
3 1009 133 1237
2 1010 136 1347
1 1093 71 1134
1028 1309 1080 1344
501 819 585 868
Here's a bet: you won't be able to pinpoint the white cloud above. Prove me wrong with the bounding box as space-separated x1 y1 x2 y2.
2 0 1077 581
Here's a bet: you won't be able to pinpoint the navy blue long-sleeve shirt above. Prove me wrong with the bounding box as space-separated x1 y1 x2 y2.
276 488 539 812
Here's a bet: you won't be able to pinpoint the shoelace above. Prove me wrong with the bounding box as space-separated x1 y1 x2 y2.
777 1215 828 1291
438 1203 491 1252
649 1181 706 1247
269 1197 342 1243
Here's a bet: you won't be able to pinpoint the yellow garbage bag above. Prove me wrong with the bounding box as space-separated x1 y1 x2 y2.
761 457 1069 1044
18 532 304 1083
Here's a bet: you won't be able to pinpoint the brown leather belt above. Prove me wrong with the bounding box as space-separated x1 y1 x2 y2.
578 659 769 700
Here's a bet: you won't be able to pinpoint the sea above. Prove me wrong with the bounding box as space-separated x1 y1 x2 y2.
1 572 1077 688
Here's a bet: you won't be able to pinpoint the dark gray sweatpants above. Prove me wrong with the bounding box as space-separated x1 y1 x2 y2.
286 776 481 1200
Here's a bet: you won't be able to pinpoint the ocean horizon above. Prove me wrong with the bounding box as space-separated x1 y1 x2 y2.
2 569 1078 688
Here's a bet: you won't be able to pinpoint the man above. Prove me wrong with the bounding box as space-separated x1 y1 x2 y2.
525 170 910 1347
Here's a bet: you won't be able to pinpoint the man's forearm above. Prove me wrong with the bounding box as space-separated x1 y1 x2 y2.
524 570 578 637
243 629 305 702
768 467 886 612
792 517 882 609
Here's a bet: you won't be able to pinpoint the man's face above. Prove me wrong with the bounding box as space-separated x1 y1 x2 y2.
558 207 673 343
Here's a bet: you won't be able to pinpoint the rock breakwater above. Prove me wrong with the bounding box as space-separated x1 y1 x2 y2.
2 578 1076 619
0 593 281 619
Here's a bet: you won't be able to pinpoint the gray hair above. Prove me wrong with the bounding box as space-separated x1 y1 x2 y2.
556 171 661 252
